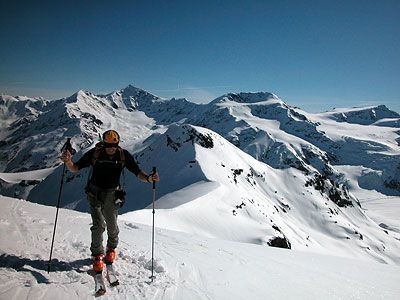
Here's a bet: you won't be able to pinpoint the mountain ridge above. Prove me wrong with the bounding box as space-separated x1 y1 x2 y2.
1 84 398 194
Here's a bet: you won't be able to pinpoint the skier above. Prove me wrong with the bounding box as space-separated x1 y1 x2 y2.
60 129 159 282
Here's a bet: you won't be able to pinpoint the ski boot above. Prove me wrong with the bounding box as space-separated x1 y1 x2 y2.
93 254 105 273
105 247 116 265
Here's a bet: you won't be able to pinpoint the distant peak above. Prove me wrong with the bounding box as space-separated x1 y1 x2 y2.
123 84 140 91
327 104 400 125
121 85 149 95
211 91 280 105
70 90 93 97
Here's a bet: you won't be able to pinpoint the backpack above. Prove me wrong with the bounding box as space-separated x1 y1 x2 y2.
91 142 125 168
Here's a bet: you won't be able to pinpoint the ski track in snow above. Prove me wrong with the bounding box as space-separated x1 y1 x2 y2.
0 196 215 300
1 196 400 299
0 199 168 299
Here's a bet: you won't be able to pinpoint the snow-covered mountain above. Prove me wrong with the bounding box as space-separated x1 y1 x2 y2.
1 85 399 267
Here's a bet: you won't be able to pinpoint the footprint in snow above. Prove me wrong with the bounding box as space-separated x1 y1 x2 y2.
125 222 140 229
144 259 165 273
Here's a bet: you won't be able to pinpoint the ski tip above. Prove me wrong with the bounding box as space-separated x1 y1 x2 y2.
110 280 119 287
95 289 106 297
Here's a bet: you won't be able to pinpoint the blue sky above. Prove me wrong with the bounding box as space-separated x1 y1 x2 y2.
1 1 399 113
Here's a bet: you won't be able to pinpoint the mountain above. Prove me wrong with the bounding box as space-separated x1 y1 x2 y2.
1 85 399 266
133 90 400 196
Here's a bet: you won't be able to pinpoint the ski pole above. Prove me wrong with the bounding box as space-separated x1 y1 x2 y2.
149 166 157 282
47 138 75 273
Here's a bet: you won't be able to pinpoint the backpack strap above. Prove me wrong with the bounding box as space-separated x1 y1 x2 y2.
118 147 125 168
91 142 104 166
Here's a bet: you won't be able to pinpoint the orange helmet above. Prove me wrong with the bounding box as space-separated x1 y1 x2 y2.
103 130 120 144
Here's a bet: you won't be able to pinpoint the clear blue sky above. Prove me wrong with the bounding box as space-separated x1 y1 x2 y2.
1 1 399 113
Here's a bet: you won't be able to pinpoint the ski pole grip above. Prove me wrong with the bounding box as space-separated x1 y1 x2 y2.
61 138 70 153
152 166 156 189
61 137 76 155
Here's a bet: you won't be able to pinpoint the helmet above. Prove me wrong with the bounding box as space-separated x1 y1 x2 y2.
103 130 120 144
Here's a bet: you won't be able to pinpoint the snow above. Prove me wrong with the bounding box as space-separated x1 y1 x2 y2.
1 195 399 300
0 168 56 184
1 86 400 299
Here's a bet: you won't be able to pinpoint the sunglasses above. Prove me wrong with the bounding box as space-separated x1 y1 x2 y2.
104 143 118 148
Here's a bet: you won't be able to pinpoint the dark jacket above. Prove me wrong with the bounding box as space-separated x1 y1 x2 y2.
75 147 141 189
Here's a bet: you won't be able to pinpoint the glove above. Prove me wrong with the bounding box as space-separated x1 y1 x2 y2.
114 189 126 208
60 150 72 163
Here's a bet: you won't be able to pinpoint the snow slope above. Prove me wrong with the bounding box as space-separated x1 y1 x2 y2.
1 195 399 300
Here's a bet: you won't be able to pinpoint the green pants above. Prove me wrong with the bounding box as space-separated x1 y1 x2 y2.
86 183 119 256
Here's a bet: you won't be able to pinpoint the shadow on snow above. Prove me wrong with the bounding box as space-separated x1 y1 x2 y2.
0 253 91 284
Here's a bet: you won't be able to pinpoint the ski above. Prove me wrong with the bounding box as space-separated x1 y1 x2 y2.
94 273 106 297
106 264 120 287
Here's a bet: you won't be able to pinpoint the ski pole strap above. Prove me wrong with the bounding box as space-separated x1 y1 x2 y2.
122 168 126 189
152 166 156 189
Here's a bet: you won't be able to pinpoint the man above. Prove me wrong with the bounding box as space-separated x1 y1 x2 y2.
60 129 159 274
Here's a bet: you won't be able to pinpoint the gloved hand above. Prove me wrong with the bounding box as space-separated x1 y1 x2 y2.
146 172 160 183
60 150 72 163
115 189 126 208
115 198 125 208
